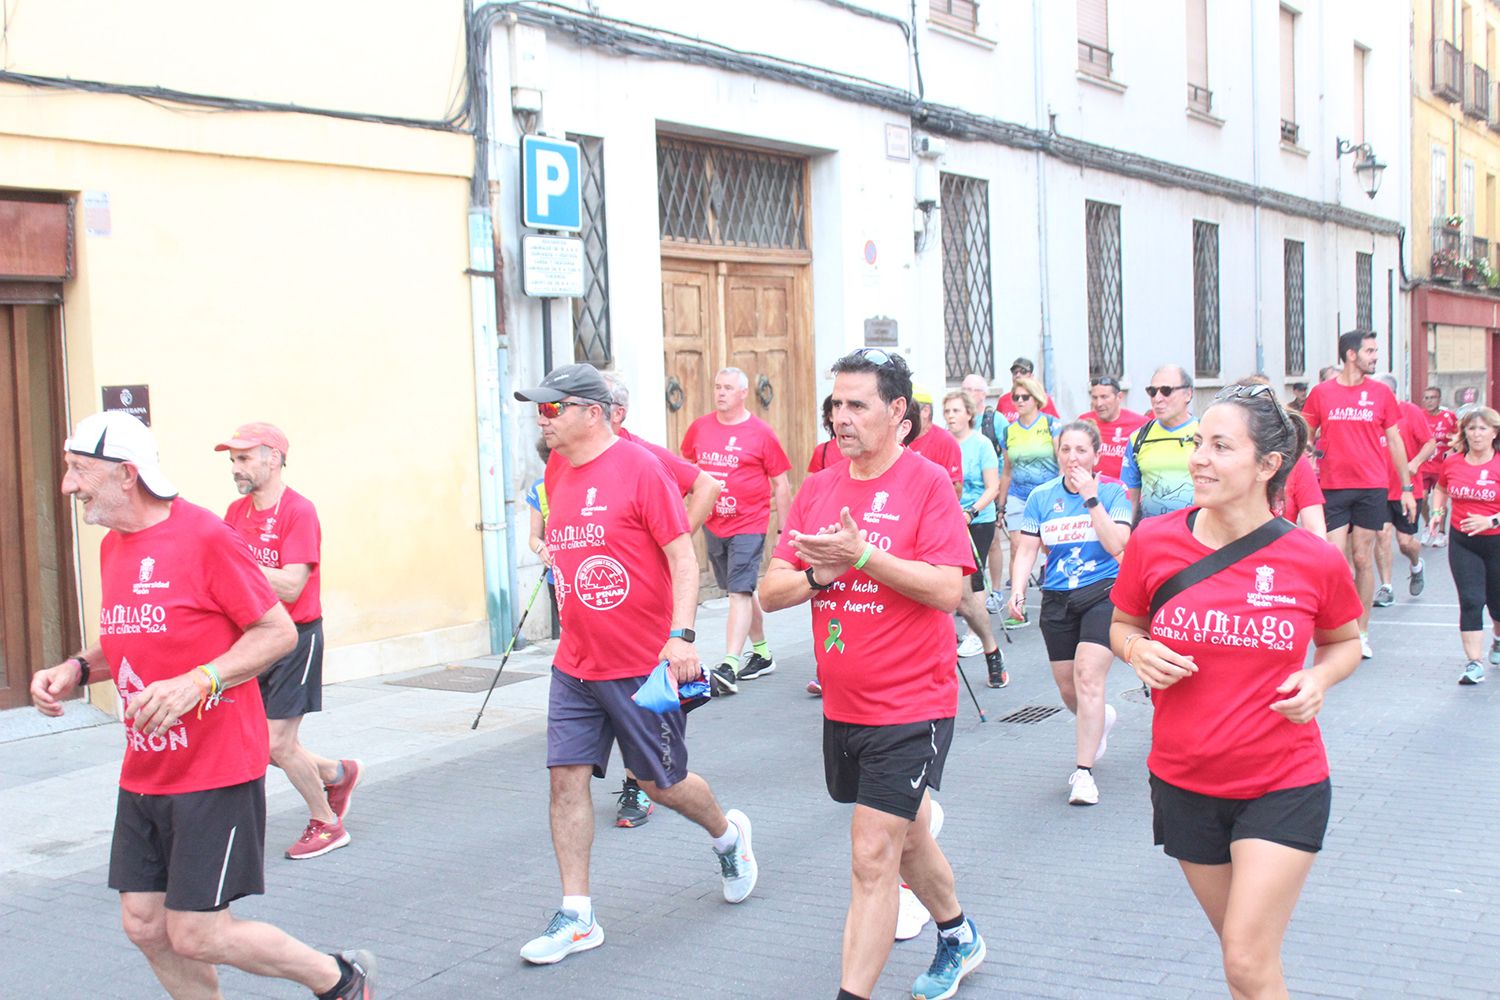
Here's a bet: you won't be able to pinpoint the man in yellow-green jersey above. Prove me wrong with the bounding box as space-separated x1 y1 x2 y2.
1120 364 1199 522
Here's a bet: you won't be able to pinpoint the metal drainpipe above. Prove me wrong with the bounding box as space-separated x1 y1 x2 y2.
1031 0 1055 392
1250 1 1264 373
469 203 514 651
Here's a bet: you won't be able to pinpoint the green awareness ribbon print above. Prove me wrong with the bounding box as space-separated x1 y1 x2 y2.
824 618 846 653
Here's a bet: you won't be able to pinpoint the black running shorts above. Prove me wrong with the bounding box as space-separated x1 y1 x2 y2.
1323 488 1388 532
1039 578 1116 661
259 618 324 720
108 777 267 911
1387 500 1419 535
1150 774 1331 866
823 716 954 821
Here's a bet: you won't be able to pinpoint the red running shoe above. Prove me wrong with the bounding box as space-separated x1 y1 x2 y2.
324 759 363 822
287 818 350 860
806 674 822 696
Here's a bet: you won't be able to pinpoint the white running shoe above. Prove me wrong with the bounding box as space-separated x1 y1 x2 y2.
715 808 758 903
895 884 932 941
956 633 984 658
1360 633 1373 659
1095 704 1117 761
520 910 604 965
1433 532 1448 548
1067 768 1099 806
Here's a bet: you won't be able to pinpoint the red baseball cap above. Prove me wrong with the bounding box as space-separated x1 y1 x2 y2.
214 422 290 460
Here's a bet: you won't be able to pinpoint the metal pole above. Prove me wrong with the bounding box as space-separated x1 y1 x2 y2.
541 296 554 373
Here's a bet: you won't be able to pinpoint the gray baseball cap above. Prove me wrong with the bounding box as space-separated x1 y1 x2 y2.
513 363 612 404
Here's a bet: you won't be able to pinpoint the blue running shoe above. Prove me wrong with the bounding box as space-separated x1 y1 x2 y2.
1461 660 1486 686
1489 638 1500 666
911 919 985 999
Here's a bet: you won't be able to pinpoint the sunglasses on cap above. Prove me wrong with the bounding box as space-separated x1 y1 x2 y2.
1144 384 1189 398
536 400 592 418
1089 376 1122 390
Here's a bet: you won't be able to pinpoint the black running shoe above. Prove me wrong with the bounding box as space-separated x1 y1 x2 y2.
709 662 739 696
615 782 653 828
327 950 376 1000
985 649 1009 689
738 653 776 680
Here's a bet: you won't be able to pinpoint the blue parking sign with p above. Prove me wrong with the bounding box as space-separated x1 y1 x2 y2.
522 135 582 232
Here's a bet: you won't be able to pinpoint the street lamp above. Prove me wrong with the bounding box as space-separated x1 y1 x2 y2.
1336 138 1387 199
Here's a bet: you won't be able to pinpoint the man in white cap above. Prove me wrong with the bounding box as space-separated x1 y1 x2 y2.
30 411 375 1000
216 422 361 860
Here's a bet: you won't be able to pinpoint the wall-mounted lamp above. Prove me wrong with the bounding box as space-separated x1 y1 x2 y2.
1336 138 1387 200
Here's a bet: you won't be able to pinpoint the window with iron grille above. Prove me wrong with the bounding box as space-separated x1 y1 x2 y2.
1085 200 1124 378
1283 239 1305 376
568 134 611 366
1192 220 1220 377
931 0 978 32
1355 251 1373 331
657 136 807 250
941 173 994 381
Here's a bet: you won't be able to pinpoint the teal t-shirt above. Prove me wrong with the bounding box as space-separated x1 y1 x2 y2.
958 433 999 524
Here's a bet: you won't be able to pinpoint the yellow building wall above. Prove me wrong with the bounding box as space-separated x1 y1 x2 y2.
0 0 490 689
1413 0 1500 272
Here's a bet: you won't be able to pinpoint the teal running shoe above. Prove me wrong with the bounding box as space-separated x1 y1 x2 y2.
911 919 986 999
519 909 604 965
1489 638 1500 666
1461 660 1486 686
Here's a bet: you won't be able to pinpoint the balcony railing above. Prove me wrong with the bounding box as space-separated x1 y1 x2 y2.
1467 64 1492 119
1078 39 1113 78
1280 119 1300 145
1188 82 1213 115
1432 223 1463 281
1435 40 1464 101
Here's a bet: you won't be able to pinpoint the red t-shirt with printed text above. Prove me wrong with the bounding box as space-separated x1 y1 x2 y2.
1080 408 1149 480
1421 407 1459 481
1438 452 1500 536
1385 401 1433 501
773 449 975 726
223 487 321 623
100 500 279 795
546 439 690 681
547 428 699 499
909 425 964 484
1277 456 1324 524
1111 508 1363 798
680 413 791 536
1302 378 1401 490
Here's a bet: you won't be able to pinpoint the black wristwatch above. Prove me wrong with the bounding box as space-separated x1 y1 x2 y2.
71 655 90 685
668 628 696 643
1084 496 1100 510
805 567 833 591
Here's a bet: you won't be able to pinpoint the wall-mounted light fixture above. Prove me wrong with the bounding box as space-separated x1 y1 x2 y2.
1336 138 1386 200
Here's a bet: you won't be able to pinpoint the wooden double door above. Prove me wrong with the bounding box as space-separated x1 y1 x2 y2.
661 258 815 588
0 301 79 709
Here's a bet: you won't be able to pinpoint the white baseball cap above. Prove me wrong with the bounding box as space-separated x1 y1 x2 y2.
64 412 178 500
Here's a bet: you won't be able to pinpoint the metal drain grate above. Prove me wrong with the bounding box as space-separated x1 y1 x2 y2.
996 704 1064 725
386 666 543 694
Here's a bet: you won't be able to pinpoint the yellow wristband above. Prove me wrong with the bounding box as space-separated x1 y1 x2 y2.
853 543 875 571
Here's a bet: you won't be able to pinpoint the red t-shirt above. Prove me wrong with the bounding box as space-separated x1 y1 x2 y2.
908 425 963 483
547 428 698 499
773 449 975 726
1277 456 1324 524
996 394 1061 421
1302 378 1401 490
1438 452 1500 536
1385 401 1433 501
546 439 690 680
680 413 791 536
1112 508 1363 798
807 438 843 474
223 488 321 623
1080 408 1149 480
1421 407 1459 480
100 500 279 795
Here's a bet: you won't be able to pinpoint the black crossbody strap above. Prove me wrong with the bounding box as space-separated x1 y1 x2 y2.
1148 513 1296 619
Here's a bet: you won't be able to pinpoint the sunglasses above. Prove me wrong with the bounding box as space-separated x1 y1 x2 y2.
1214 383 1294 435
1144 384 1188 398
1089 376 1122 390
536 400 590 418
850 347 897 367
1012 393 1033 403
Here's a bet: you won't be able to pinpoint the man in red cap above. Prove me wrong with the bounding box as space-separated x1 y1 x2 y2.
216 422 361 861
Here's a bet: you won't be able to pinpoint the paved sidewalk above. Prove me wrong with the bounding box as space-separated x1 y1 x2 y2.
3 565 1498 998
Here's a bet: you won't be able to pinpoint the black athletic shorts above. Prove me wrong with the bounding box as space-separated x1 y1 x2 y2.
1387 500 1419 535
108 777 267 911
1039 578 1116 661
823 716 954 821
703 528 765 594
1323 488 1388 532
1150 774 1331 866
967 522 996 592
259 618 323 720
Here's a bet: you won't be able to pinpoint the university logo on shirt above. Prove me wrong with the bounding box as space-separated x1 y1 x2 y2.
138 557 154 584
1481 469 1493 486
1359 390 1370 406
1255 565 1274 594
133 557 170 595
725 435 741 452
872 491 889 512
580 486 609 517
1247 564 1296 608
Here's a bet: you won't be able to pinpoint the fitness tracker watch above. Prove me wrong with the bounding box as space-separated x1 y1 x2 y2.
805 567 833 590
1084 496 1100 510
668 628 696 643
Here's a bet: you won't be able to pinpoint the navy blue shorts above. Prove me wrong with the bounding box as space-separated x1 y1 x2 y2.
546 667 690 788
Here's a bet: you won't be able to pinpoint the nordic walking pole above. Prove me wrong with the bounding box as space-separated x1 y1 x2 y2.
956 658 987 723
472 574 547 730
969 530 1012 646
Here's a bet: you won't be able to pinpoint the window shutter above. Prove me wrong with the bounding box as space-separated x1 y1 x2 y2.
1185 0 1209 88
1279 7 1297 124
1079 0 1109 48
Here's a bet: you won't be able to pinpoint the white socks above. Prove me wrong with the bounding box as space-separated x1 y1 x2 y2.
562 895 592 924
711 818 739 854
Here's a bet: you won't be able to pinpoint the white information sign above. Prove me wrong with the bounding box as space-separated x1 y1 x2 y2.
522 235 586 298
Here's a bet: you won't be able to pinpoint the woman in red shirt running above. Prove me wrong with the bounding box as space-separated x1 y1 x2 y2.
1110 384 1364 1000
1429 406 1500 685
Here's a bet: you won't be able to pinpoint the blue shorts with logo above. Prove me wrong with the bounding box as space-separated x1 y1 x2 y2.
546 667 690 788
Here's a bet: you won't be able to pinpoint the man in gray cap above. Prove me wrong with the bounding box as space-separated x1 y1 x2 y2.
512 363 758 966
996 357 1060 422
31 411 375 1000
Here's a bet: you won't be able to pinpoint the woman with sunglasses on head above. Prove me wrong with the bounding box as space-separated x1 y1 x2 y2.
997 375 1061 628
1429 406 1500 685
1109 384 1363 1000
1008 421 1132 805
